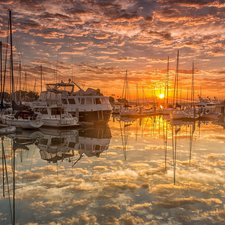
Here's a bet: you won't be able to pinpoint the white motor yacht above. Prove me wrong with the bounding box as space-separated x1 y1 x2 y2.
32 80 112 125
194 95 217 112
33 103 79 127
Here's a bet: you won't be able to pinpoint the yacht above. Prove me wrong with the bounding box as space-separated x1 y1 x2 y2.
112 101 123 114
32 80 112 125
194 95 217 112
170 108 199 120
32 103 79 128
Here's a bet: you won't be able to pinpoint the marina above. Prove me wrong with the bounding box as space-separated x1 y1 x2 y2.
0 1 225 224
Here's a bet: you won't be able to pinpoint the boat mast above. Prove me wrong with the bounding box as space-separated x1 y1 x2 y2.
0 41 2 103
19 62 21 103
122 70 130 106
173 50 179 107
191 62 194 108
9 10 14 103
40 65 42 92
166 56 169 106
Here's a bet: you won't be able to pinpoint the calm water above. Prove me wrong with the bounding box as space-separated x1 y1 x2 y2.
1 115 225 225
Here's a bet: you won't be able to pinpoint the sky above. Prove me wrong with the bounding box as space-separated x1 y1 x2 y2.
0 0 225 100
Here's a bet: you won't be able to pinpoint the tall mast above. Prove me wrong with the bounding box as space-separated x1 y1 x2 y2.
19 62 21 103
40 65 42 92
176 50 179 106
9 10 14 102
191 62 194 107
0 41 2 102
173 51 179 107
166 56 169 105
122 70 130 105
136 83 139 106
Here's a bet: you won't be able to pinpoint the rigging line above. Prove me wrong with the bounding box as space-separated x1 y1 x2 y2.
14 31 24 66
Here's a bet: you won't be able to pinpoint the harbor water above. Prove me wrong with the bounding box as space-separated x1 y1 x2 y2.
1 115 225 224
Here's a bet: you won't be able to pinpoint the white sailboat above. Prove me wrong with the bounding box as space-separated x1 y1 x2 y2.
162 57 174 115
2 110 43 129
0 11 44 129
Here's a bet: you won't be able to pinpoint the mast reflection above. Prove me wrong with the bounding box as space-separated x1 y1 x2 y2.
1 132 37 225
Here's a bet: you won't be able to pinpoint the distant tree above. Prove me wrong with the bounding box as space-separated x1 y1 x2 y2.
27 91 39 101
117 98 128 105
109 96 115 105
1 92 10 102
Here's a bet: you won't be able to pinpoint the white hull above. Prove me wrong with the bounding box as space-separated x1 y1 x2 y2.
33 104 79 127
162 108 174 115
120 109 138 117
5 118 43 129
0 126 16 135
170 110 199 120
1 113 43 129
42 118 78 127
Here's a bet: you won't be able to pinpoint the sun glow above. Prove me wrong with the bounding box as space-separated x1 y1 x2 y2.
159 93 164 99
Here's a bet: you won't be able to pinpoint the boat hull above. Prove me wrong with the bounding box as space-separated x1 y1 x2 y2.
42 118 79 127
71 110 111 125
5 118 43 129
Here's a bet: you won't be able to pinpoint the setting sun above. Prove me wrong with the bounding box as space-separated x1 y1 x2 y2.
159 93 164 99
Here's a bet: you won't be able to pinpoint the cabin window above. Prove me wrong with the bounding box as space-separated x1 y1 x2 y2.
62 99 67 104
100 98 107 104
95 98 101 104
68 99 75 104
105 98 109 104
86 98 92 104
34 108 39 112
95 145 100 150
39 138 48 145
69 142 75 148
40 108 48 114
86 144 92 151
51 138 64 145
80 98 85 104
51 108 61 115
80 144 85 150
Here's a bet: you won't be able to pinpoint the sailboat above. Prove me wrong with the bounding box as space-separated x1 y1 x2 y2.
120 71 144 118
170 50 187 120
0 10 43 129
170 54 198 120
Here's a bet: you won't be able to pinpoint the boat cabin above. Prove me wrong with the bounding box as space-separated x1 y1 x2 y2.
61 96 109 105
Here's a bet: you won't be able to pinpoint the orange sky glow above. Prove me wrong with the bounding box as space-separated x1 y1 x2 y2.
0 0 225 100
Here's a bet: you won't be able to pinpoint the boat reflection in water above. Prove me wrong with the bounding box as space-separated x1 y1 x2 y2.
37 125 112 164
2 115 225 225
